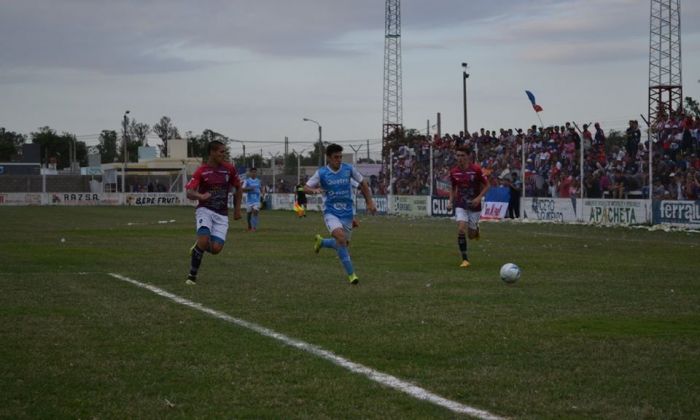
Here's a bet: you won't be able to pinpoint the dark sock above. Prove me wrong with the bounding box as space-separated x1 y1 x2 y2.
458 233 468 261
247 213 252 229
190 245 204 276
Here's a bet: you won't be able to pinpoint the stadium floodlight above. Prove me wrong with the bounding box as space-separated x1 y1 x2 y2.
302 118 323 167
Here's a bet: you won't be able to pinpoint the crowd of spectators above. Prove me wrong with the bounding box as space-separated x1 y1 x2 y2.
379 114 700 201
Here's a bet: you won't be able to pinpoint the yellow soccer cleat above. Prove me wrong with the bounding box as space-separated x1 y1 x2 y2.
314 234 323 254
348 273 359 285
460 260 471 268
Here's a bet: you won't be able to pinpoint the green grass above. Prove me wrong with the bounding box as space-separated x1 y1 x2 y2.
1 207 699 419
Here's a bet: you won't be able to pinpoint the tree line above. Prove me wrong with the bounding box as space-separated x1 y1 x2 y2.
0 115 326 172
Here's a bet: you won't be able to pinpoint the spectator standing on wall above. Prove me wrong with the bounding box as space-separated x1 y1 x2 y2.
505 172 521 219
594 122 606 151
625 120 641 158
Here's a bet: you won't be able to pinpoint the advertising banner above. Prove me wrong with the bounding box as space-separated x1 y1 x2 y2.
124 193 185 206
357 196 388 215
584 199 650 225
653 200 700 228
481 201 509 220
271 193 296 210
49 193 110 206
0 193 42 206
481 187 510 220
430 196 454 217
522 197 579 222
390 195 429 216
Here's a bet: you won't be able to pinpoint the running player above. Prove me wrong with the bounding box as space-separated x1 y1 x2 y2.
242 167 263 231
446 146 489 268
304 144 376 284
185 140 242 284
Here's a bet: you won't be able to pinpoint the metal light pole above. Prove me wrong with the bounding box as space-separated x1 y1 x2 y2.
303 118 323 167
268 152 281 192
229 138 246 166
122 110 130 193
462 62 469 137
295 148 308 184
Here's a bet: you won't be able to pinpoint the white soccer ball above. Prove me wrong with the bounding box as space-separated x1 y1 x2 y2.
500 263 521 284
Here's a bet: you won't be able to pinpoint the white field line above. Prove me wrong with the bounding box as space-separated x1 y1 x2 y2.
109 273 506 420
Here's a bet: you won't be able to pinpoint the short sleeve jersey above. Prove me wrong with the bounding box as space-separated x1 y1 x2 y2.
185 162 241 215
243 177 262 205
306 163 363 219
450 163 488 211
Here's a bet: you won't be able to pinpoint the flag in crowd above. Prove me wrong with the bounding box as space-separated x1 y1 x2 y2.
525 90 544 113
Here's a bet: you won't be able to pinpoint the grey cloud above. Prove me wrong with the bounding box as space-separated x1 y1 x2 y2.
0 0 573 74
1 0 696 75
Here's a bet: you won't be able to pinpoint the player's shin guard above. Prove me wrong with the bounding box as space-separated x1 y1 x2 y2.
336 245 354 276
190 245 205 276
458 233 468 261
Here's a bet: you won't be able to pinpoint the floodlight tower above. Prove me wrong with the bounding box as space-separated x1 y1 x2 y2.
648 0 683 128
382 0 403 160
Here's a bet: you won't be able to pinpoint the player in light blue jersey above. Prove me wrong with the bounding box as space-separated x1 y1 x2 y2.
304 144 376 284
242 167 263 232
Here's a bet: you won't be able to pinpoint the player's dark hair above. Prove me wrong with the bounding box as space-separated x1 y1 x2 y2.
456 146 472 155
207 140 225 154
325 143 343 156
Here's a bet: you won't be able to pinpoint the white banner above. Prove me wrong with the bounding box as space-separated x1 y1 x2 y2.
389 195 430 216
522 197 580 222
124 193 186 206
271 193 296 210
49 193 121 206
481 202 509 220
584 199 650 225
0 193 43 206
356 196 389 215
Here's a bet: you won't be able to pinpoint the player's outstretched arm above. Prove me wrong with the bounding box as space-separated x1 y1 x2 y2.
360 181 376 214
233 187 242 220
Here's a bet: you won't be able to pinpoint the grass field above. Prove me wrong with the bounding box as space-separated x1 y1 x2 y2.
1 206 699 419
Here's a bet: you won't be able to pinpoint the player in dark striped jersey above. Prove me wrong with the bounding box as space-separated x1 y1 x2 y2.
184 140 242 284
447 147 489 268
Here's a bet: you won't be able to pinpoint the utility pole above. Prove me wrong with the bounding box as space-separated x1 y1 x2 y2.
122 110 130 193
349 144 363 164
462 62 470 137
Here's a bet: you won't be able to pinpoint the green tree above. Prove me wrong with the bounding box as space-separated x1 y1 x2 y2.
97 130 118 163
188 129 229 160
684 96 700 118
0 128 26 161
120 115 130 163
31 126 86 168
605 129 625 155
152 116 180 158
130 121 150 146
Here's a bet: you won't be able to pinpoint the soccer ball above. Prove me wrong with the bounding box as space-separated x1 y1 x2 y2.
500 263 521 284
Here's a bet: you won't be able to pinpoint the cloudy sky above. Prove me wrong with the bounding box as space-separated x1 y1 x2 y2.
1 0 699 159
